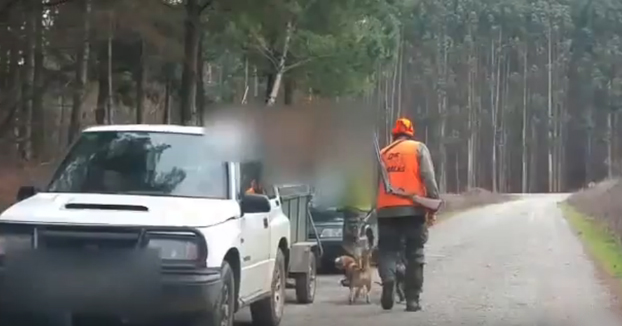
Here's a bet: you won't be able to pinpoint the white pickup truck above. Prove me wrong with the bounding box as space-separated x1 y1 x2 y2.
0 125 304 326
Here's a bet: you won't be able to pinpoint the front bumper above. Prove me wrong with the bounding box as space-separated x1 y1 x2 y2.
318 239 345 266
0 263 223 319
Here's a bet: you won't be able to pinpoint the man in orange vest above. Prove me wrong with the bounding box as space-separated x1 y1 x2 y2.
376 118 440 312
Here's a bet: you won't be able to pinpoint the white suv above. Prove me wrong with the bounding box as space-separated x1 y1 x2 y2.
0 125 291 326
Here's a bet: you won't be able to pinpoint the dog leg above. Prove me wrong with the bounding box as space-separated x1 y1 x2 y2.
354 287 362 303
396 282 405 303
349 288 355 304
365 286 371 304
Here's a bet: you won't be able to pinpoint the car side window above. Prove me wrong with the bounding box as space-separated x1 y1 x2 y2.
240 161 276 199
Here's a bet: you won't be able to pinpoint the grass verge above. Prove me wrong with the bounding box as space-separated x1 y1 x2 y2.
560 202 622 280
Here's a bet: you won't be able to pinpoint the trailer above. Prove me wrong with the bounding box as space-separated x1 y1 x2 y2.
278 184 322 304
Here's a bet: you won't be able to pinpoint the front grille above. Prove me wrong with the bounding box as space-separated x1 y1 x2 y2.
37 225 144 250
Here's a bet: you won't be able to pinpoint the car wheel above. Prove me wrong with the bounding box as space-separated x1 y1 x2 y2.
294 252 317 304
192 261 235 326
250 248 285 326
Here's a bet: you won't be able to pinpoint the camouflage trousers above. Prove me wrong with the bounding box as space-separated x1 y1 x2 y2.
377 216 428 301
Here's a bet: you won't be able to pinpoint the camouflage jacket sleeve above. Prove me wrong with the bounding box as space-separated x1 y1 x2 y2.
417 142 440 199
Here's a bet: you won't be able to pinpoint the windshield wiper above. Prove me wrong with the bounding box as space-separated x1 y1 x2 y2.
122 190 171 196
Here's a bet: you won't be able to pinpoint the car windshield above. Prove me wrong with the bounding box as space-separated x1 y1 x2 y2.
47 131 228 199
310 207 344 222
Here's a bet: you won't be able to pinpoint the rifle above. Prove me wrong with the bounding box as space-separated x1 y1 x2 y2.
373 132 443 212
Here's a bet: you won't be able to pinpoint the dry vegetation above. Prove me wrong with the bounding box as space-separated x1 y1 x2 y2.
0 164 53 211
440 188 514 215
567 179 622 240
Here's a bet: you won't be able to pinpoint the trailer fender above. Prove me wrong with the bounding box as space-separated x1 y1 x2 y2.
287 242 318 274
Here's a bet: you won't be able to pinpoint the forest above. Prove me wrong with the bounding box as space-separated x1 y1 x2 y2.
0 0 621 194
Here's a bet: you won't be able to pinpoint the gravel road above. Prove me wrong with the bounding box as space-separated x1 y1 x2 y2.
236 194 622 326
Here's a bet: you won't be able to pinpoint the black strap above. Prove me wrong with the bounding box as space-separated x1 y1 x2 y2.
380 139 407 155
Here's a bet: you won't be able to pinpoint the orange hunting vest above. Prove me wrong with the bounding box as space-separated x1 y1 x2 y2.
376 139 426 209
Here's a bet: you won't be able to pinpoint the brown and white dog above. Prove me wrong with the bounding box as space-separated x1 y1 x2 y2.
334 249 373 304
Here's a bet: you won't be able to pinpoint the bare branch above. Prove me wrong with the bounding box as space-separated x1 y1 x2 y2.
1 0 76 17
283 54 333 72
44 0 74 7
198 0 214 13
249 30 278 66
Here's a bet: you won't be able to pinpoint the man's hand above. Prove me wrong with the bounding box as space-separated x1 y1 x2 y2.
426 213 437 227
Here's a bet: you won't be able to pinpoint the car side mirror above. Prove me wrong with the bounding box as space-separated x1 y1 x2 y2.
240 194 271 214
16 185 38 202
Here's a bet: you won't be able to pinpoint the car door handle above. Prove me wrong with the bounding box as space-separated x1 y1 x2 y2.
263 217 268 228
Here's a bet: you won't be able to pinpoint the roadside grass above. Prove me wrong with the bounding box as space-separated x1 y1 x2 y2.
560 202 622 280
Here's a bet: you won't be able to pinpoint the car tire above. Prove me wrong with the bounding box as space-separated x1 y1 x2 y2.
250 249 285 326
294 252 317 304
192 261 235 326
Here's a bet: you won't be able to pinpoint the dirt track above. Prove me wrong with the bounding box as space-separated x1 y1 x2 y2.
236 194 622 326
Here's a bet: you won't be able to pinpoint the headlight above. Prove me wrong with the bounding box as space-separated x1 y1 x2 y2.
0 234 32 255
319 227 342 239
148 238 202 261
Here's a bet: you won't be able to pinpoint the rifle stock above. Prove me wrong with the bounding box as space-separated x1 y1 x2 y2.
390 188 443 212
412 195 443 212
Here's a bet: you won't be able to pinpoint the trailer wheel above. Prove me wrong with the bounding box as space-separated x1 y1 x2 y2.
294 252 317 304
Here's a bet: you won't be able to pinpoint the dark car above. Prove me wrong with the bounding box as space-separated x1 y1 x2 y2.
309 207 377 271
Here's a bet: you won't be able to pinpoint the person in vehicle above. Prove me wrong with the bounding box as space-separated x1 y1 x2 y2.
376 117 440 312
245 179 265 194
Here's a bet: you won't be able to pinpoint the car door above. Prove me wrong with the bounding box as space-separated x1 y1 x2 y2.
238 162 272 299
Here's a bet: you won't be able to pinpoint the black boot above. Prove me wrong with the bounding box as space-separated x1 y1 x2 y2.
380 281 395 310
405 295 422 312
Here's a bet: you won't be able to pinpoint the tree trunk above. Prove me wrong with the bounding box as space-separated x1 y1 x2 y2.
266 20 293 106
196 35 204 124
0 13 7 91
437 33 448 193
96 44 109 124
283 76 294 105
529 115 538 192
242 55 249 104
499 58 510 192
547 20 554 192
396 32 404 117
135 38 145 124
390 31 400 118
179 0 200 124
467 47 475 189
105 15 113 124
4 24 21 134
58 95 65 145
163 64 172 124
490 28 502 192
95 11 113 125
31 0 44 159
253 65 259 99
67 0 91 145
521 43 529 193
19 0 35 160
